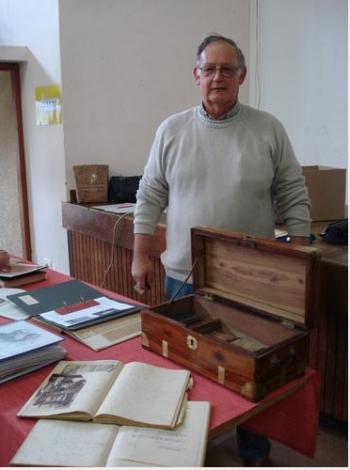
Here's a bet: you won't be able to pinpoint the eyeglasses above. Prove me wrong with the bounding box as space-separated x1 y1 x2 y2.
198 64 240 78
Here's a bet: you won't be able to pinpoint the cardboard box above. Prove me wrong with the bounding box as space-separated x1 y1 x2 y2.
302 166 346 221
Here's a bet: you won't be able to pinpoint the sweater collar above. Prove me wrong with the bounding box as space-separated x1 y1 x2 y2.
199 101 240 121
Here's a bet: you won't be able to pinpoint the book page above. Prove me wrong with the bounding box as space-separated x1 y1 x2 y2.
11 419 119 467
68 313 141 351
95 362 190 428
18 360 123 420
106 401 211 467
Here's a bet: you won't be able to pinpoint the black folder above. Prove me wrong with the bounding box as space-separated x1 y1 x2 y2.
6 280 140 330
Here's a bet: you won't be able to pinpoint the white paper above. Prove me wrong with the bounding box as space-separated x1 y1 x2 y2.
0 288 29 320
92 203 135 214
40 296 135 328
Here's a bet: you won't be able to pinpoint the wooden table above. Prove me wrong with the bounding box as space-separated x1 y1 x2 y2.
62 202 347 422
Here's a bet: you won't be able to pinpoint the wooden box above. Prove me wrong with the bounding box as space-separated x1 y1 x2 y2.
73 165 109 204
141 227 320 401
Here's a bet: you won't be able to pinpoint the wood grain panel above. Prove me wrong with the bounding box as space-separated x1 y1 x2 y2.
67 230 165 306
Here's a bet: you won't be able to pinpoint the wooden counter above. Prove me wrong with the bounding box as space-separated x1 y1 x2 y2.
62 202 347 422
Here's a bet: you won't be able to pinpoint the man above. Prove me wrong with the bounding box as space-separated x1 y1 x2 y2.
132 34 311 465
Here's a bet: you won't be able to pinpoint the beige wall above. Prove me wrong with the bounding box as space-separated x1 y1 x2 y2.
0 72 22 256
251 0 347 169
59 0 251 192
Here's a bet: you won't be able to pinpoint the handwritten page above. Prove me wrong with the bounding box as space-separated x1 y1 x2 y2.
107 401 210 467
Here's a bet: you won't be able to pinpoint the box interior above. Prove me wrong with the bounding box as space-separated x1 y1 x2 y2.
154 295 302 355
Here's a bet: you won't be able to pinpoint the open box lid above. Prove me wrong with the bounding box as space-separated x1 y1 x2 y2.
191 227 320 328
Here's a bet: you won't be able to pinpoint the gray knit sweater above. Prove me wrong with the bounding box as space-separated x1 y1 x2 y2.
134 103 311 281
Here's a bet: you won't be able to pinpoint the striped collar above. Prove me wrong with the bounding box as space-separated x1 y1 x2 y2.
199 101 240 121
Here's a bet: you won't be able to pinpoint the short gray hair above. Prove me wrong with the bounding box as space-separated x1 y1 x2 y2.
196 34 246 69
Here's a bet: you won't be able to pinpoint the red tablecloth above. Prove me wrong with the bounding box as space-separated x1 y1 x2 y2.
0 269 320 465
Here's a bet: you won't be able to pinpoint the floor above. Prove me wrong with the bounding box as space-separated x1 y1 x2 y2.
205 417 348 467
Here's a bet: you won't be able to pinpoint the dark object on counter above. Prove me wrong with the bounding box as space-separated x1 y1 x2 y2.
108 175 142 203
320 219 348 245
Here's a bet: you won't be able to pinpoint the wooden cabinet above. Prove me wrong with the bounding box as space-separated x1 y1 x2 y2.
62 202 347 422
62 202 166 306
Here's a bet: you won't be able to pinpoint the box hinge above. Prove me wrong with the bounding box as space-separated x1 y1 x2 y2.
201 293 215 302
281 319 295 329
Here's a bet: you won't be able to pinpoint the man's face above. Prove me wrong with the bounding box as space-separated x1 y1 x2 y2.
193 41 246 115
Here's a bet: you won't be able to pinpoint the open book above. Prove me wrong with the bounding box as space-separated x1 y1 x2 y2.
18 360 191 429
11 401 210 467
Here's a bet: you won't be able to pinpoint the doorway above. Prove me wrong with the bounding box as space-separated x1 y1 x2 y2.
0 63 31 260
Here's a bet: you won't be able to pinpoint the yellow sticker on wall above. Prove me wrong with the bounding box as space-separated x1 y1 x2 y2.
35 84 62 125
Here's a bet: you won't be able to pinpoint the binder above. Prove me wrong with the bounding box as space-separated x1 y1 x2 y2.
6 280 140 331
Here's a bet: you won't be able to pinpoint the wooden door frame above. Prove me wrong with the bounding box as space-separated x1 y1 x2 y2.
0 63 31 260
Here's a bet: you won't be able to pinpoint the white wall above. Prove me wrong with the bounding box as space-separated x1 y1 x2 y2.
250 0 347 170
0 0 69 272
59 0 251 191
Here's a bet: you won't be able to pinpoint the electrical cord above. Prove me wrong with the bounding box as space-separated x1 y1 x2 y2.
168 257 199 304
100 210 134 288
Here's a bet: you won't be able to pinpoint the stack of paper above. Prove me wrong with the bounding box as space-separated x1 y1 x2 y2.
0 321 66 383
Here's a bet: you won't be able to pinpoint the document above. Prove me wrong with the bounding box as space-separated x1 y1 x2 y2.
0 288 29 320
39 296 138 330
65 313 141 351
18 360 191 429
12 401 210 467
92 203 136 214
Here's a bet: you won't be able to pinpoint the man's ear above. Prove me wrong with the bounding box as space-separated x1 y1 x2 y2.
193 66 200 85
238 66 247 85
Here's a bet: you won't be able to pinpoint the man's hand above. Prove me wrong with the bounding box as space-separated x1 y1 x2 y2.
132 234 154 295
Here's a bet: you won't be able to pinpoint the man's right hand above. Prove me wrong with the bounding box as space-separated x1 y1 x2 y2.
131 234 154 295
